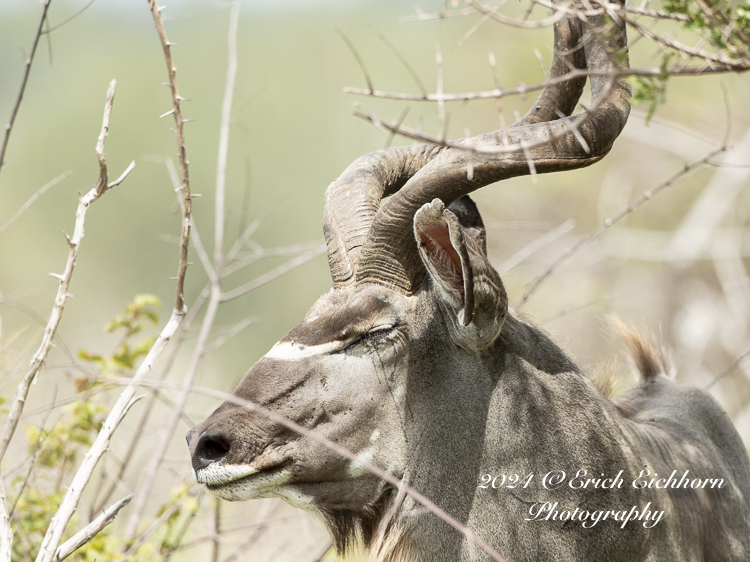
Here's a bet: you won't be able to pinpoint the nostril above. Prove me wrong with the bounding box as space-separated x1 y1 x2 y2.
193 430 231 471
201 438 230 461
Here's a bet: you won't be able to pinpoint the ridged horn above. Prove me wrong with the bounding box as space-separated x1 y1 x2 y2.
324 0 630 293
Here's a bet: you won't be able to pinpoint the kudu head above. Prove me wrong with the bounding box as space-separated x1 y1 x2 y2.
188 1 631 554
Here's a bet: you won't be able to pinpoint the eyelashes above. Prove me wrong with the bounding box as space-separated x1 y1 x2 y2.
361 325 394 343
342 323 398 350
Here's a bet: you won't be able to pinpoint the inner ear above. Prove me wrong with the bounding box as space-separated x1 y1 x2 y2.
417 224 464 296
414 199 475 326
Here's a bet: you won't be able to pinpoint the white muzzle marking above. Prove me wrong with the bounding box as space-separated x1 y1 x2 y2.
263 340 344 360
195 463 257 486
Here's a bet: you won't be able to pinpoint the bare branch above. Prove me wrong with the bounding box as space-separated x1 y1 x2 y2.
0 0 52 173
375 30 427 97
52 494 133 562
435 42 446 141
220 245 325 302
0 170 71 237
0 477 12 562
214 0 241 273
342 64 746 103
467 0 570 29
399 6 478 22
148 0 194 312
125 0 241 537
0 80 123 466
204 315 259 355
336 28 373 94
107 160 136 189
705 346 750 390
42 0 98 35
497 219 576 274
517 146 725 308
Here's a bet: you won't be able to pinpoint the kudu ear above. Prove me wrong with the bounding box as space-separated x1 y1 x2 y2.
414 198 507 351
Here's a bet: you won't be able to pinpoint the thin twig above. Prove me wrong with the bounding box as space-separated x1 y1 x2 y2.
705 346 750 389
120 496 184 560
0 171 72 237
497 219 576 274
342 65 740 103
540 294 616 323
52 494 133 562
204 315 259 355
0 0 52 172
214 0 241 274
42 0 98 35
467 0 569 29
9 388 58 518
518 146 724 308
336 29 373 94
211 499 221 562
399 7 478 22
374 30 427 97
220 245 325 302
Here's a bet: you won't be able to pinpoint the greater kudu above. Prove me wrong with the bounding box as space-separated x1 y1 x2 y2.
187 2 750 560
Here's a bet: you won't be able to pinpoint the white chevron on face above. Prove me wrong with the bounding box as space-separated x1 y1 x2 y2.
263 339 345 361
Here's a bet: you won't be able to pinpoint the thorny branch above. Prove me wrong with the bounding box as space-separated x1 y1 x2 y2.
2 79 136 562
148 0 193 313
0 80 133 466
125 0 241 539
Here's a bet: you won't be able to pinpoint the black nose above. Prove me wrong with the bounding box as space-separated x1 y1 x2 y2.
192 430 231 472
185 430 193 446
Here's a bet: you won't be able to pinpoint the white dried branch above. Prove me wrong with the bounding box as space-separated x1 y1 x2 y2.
52 494 133 562
0 477 12 562
34 0 197 554
0 80 125 466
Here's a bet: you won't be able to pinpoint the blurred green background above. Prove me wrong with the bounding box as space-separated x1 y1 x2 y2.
1 0 749 560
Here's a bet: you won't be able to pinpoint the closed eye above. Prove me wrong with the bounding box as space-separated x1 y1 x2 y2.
361 325 394 343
